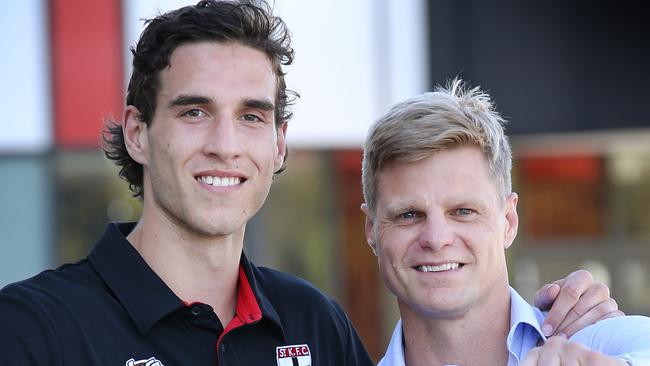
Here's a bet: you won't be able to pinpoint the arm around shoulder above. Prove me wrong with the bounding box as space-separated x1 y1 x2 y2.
577 315 650 365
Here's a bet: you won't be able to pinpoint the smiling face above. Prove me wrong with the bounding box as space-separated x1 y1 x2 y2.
126 41 286 239
364 146 518 320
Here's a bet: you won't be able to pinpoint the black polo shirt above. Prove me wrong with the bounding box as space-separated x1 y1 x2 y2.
0 222 373 366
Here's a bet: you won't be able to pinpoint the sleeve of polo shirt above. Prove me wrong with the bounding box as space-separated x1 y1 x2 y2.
0 289 61 366
330 301 375 366
572 315 650 365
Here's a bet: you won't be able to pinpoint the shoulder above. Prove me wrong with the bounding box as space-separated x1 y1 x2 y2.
1 259 101 307
252 265 345 314
253 266 325 294
575 315 650 337
570 315 650 353
0 261 96 365
0 258 106 336
250 265 356 333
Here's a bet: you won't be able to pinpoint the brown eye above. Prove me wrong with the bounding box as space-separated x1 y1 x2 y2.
182 109 206 118
241 113 263 122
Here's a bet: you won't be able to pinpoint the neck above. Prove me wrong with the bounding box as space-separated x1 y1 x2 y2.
127 209 244 326
401 284 512 366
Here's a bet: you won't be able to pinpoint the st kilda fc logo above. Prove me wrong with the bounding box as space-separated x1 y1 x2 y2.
276 344 311 366
125 357 163 366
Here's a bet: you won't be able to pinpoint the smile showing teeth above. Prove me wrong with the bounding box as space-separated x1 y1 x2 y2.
416 263 460 272
197 176 242 187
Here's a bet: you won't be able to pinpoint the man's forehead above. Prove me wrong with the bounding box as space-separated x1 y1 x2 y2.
167 41 275 74
374 149 499 206
377 147 491 179
376 187 493 210
157 41 277 101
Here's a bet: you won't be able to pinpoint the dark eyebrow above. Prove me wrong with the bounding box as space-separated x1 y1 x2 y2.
167 94 213 109
243 98 274 111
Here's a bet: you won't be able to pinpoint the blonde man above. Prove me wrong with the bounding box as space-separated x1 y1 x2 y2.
362 79 650 365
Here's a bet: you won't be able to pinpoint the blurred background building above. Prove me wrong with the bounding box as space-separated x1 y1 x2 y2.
1 0 649 362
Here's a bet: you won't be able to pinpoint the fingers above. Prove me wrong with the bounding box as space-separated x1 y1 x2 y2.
519 347 540 366
555 298 622 337
540 270 593 336
535 339 565 366
604 310 626 319
520 336 569 366
537 336 581 366
520 336 626 366
553 282 609 334
533 283 561 311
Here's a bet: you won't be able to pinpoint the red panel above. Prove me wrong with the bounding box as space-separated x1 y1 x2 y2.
51 0 123 148
520 155 601 183
519 155 605 238
333 149 363 172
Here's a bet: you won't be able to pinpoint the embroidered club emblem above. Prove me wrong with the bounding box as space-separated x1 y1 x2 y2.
276 344 311 366
125 357 164 366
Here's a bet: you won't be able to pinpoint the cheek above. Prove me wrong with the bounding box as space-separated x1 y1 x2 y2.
376 234 407 266
476 235 507 264
380 226 417 249
376 246 391 267
376 251 394 282
151 128 184 156
376 249 405 296
247 133 278 168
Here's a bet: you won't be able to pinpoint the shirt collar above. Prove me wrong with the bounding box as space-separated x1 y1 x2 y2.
88 222 286 339
239 251 286 340
507 287 547 363
379 287 546 366
378 319 405 366
88 222 183 334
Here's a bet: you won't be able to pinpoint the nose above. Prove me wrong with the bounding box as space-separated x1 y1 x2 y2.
202 115 242 160
417 213 454 251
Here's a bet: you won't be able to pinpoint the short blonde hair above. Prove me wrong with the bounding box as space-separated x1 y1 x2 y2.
362 78 512 216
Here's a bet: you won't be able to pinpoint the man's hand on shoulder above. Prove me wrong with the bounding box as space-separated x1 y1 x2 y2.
533 269 624 337
520 335 629 366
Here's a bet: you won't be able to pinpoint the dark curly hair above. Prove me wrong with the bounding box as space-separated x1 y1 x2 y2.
104 0 296 198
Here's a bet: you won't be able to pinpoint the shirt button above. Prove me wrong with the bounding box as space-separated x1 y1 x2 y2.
190 305 203 317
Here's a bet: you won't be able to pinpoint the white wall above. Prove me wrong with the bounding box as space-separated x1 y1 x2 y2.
0 1 51 153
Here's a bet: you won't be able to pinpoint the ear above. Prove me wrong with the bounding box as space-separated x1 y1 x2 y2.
274 121 288 171
123 106 149 165
360 203 378 256
503 192 519 249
